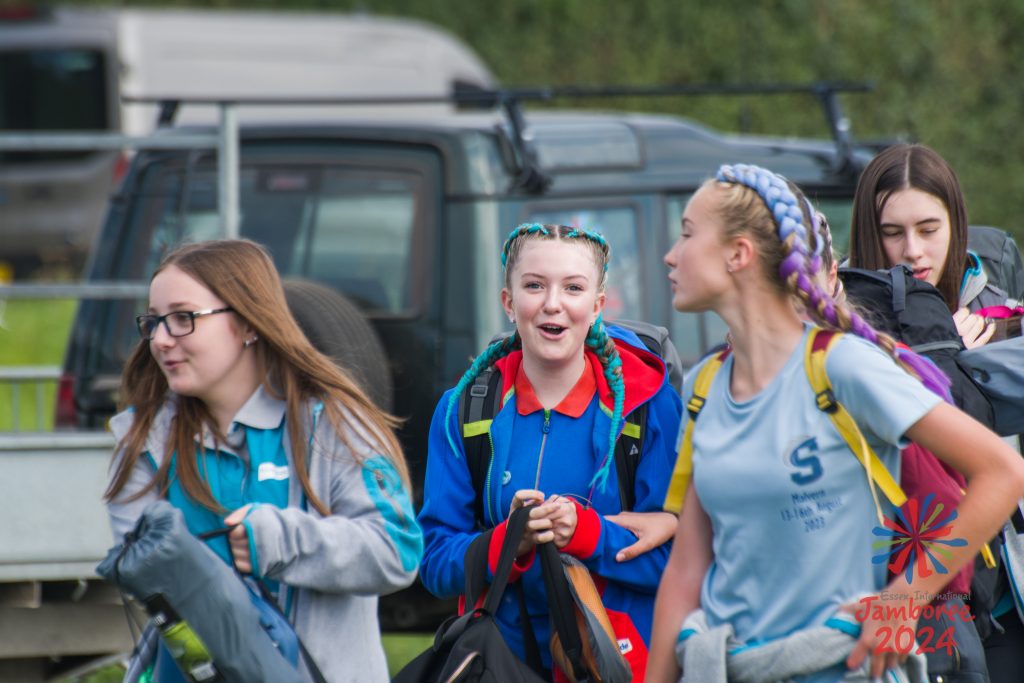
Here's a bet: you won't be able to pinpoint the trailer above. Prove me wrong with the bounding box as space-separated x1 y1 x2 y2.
0 6 494 276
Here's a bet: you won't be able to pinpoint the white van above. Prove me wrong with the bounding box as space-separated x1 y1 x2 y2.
0 7 494 275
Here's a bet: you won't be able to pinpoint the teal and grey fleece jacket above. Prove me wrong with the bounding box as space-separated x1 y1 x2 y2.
107 386 423 683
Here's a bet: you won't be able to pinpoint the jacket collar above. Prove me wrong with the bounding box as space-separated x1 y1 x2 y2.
492 330 666 418
513 353 596 417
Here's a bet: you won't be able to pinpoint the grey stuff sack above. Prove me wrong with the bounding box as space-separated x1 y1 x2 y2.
96 500 306 683
957 335 1024 436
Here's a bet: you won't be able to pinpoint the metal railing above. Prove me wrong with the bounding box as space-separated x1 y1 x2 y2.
0 366 60 432
0 104 239 237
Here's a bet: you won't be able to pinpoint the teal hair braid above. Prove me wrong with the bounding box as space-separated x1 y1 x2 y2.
444 334 520 456
502 223 610 273
584 313 625 492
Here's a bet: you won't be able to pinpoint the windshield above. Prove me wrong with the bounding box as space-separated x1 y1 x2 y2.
0 48 110 163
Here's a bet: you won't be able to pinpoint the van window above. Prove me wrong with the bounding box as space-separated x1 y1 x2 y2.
665 194 728 366
131 160 424 315
814 198 853 256
0 48 108 162
523 206 642 321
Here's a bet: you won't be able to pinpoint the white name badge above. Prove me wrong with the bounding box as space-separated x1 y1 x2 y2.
257 463 290 482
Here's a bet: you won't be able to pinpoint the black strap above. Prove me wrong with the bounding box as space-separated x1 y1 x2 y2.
1012 504 1024 534
461 367 505 528
614 404 647 512
537 543 588 682
462 506 534 614
890 265 908 321
200 526 329 683
515 581 545 675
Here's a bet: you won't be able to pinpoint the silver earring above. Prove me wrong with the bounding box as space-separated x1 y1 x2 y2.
244 336 258 348
509 315 515 324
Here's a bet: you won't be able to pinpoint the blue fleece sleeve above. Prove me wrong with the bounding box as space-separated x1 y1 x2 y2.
580 384 683 593
417 390 485 599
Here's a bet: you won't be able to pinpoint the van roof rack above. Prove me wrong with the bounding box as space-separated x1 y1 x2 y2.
128 80 872 194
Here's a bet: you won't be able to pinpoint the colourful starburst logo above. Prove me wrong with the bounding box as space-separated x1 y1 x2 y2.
872 494 967 583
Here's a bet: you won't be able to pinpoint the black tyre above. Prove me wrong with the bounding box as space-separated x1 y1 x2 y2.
282 279 393 412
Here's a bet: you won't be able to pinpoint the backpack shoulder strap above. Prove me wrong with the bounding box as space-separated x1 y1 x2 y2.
614 403 647 512
460 367 504 529
663 347 730 514
803 328 907 512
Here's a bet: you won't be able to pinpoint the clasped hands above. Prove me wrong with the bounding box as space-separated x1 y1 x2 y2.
509 489 578 557
509 489 678 562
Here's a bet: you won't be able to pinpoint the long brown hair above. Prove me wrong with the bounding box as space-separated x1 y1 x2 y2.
105 239 407 516
848 143 968 312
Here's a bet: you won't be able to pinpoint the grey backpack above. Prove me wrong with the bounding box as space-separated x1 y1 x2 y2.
968 225 1024 305
958 335 1024 437
97 500 317 683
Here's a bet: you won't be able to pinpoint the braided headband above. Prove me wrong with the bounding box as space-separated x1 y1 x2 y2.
715 164 823 258
501 223 609 271
715 164 953 403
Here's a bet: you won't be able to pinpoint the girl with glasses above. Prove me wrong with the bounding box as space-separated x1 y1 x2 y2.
105 238 422 682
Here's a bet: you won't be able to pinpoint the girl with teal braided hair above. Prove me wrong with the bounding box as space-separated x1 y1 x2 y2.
418 223 683 680
646 166 1024 683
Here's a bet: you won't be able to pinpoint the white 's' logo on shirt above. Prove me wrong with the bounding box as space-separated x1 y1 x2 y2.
257 463 290 482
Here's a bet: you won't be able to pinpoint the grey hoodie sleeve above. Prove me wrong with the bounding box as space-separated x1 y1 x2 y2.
106 410 160 542
245 424 423 596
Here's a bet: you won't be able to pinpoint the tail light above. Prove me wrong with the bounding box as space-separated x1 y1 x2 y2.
54 373 78 429
111 151 129 188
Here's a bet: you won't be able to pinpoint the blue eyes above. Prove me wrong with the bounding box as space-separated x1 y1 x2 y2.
523 282 585 292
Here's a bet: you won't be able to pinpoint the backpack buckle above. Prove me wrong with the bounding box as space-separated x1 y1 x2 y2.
686 395 705 418
469 383 489 398
815 389 839 414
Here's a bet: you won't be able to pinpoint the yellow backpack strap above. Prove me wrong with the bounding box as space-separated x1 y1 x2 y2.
806 329 995 565
663 348 729 514
804 329 907 519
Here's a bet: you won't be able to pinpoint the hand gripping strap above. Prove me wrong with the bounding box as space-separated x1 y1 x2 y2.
804 329 906 523
464 505 534 616
662 348 729 514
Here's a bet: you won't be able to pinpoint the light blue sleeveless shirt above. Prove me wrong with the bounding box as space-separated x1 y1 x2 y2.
155 387 292 567
684 327 940 649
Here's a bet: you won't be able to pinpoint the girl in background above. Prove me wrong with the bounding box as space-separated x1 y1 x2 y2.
848 143 1020 349
848 142 1024 681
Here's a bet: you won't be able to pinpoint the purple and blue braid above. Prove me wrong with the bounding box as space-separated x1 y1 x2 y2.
444 223 626 493
715 164 953 402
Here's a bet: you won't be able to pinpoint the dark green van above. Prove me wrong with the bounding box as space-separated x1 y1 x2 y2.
60 104 870 626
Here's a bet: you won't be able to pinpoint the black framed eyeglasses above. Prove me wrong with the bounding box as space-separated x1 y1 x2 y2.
136 307 234 341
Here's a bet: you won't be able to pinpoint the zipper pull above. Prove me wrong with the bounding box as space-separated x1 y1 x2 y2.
542 409 551 434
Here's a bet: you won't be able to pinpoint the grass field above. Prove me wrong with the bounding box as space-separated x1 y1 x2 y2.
384 632 435 675
0 299 78 431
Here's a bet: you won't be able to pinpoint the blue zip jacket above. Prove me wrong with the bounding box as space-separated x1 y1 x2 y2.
418 326 682 672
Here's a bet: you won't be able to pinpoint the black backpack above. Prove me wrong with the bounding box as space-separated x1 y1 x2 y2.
459 320 679 527
839 265 994 427
968 225 1024 304
392 507 549 683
